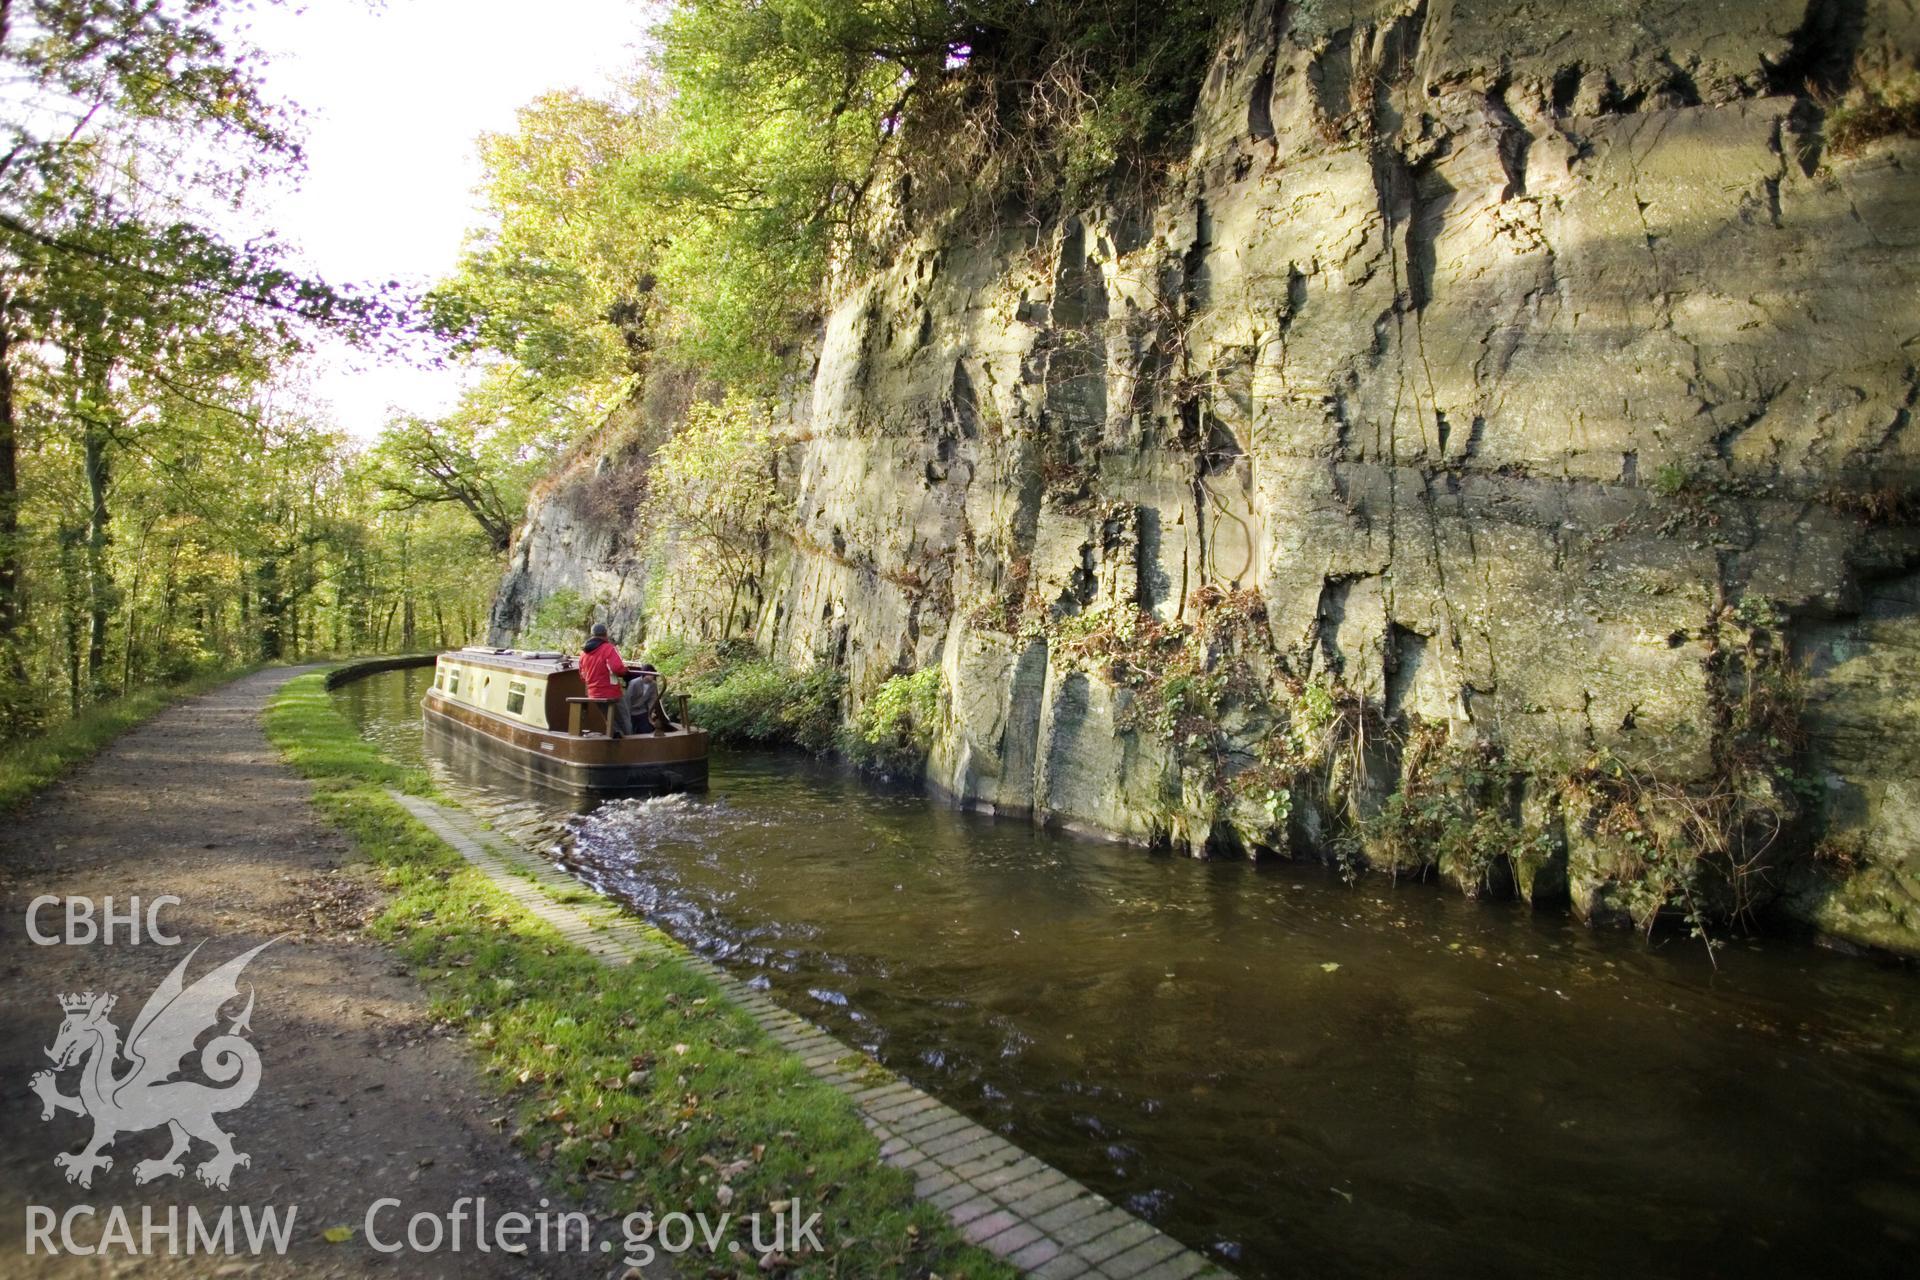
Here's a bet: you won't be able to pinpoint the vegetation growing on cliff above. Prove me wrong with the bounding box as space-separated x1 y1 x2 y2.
622 636 947 776
643 396 791 638
1558 595 1814 943
427 0 1235 396
845 668 945 775
605 637 948 779
644 637 845 754
1360 734 1551 898
1823 67 1920 156
519 588 595 650
1014 576 1821 938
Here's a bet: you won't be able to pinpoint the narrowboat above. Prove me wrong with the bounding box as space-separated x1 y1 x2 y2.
421 647 708 794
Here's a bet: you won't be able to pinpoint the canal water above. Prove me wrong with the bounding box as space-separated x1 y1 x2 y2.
336 667 1919 1278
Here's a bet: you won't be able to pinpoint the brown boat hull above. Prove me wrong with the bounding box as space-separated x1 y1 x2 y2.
422 690 709 795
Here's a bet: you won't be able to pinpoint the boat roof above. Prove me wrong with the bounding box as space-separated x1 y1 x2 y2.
441 646 578 675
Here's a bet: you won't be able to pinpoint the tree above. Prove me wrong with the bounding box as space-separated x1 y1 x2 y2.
367 368 575 555
429 89 656 394
0 1 401 733
422 89 659 472
369 415 521 554
1 0 298 700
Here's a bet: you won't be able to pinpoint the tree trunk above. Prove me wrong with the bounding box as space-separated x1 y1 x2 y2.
253 554 285 660
400 525 415 649
118 518 155 691
332 573 346 653
0 305 23 691
58 528 83 716
82 427 112 693
79 358 114 696
158 539 179 673
724 577 743 641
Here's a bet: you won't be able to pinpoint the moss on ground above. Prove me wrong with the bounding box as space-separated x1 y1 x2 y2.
265 671 1012 1279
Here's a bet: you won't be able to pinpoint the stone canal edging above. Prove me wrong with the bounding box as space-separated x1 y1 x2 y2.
322 652 438 688
387 789 1229 1280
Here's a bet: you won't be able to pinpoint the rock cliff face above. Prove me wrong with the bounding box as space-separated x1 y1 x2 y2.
495 0 1920 951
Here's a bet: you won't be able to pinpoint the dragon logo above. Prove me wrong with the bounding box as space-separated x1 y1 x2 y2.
29 940 273 1191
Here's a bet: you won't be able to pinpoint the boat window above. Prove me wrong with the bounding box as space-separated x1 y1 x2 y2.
447 669 460 696
506 681 527 715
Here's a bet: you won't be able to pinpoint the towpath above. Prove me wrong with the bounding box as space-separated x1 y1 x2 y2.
0 668 617 1278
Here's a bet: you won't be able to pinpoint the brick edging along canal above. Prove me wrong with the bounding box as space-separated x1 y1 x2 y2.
390 790 1230 1280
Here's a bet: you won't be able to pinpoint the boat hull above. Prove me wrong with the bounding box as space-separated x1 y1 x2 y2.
422 690 708 795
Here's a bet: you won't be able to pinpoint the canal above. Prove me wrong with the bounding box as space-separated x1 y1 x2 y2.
335 666 1919 1278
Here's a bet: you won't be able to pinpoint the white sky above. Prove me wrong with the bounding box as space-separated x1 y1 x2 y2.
239 0 656 439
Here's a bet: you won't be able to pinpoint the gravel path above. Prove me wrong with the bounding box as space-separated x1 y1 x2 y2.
0 668 623 1278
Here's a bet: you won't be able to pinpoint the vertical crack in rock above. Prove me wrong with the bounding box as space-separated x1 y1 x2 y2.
1306 26 1355 133
1482 83 1533 200
1249 0 1303 142
947 359 981 440
1551 62 1585 115
1250 52 1278 140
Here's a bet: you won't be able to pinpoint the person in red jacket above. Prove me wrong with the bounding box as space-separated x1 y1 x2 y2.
579 622 637 737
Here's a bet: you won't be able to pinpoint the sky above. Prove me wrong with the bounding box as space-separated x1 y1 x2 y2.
237 0 656 439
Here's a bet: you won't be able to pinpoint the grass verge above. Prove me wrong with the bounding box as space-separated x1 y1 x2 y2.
265 671 1014 1279
0 664 267 812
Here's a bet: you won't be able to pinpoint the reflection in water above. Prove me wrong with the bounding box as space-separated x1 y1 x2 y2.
337 667 1920 1279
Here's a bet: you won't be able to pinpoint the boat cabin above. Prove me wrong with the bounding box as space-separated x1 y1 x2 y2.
423 647 708 794
429 647 590 730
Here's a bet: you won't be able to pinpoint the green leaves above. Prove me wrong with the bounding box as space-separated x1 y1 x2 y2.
369 416 518 555
435 0 1235 391
2 0 298 206
367 379 575 554
429 90 651 389
0 3 425 737
845 667 944 775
